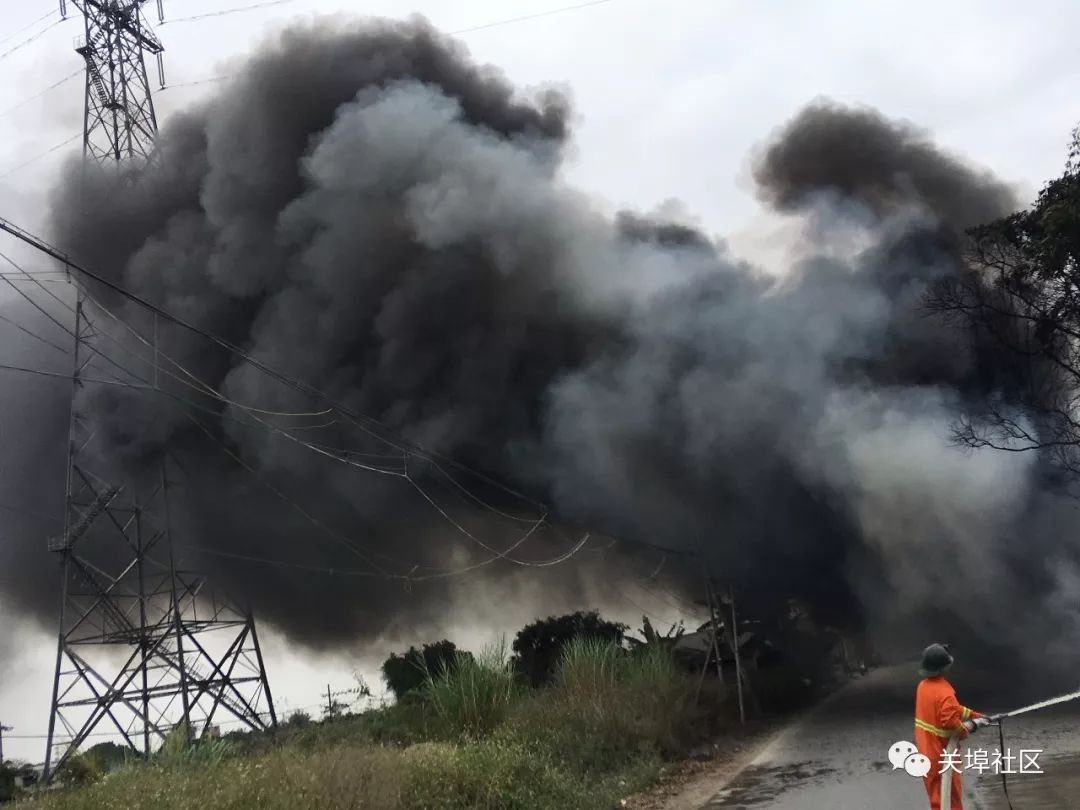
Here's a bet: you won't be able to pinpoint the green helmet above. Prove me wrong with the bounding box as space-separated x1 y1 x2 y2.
918 643 953 677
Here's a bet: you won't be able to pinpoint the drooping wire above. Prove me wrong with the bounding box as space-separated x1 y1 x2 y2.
0 69 82 119
0 309 70 355
160 0 299 25
68 288 546 566
447 0 617 36
0 132 81 180
0 9 59 49
156 0 621 105
0 221 605 578
0 16 68 61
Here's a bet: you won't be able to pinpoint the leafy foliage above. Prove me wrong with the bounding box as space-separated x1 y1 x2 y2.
511 611 628 687
382 640 472 700
55 752 104 788
627 616 685 651
929 124 1080 479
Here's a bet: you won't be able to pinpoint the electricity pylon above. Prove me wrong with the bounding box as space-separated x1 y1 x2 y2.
61 0 165 165
43 0 278 782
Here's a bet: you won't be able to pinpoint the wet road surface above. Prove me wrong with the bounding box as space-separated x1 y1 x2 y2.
967 712 1080 809
703 665 1080 809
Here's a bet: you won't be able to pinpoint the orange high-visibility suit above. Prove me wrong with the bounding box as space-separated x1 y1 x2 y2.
914 676 983 810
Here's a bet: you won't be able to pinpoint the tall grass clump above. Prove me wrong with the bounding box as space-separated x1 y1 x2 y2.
421 638 517 736
153 723 235 768
504 638 698 777
556 636 622 705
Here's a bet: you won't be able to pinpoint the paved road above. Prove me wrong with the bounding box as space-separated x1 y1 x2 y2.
967 705 1080 809
702 665 1080 809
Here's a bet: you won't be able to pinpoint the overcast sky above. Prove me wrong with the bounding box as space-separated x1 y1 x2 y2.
0 0 1078 763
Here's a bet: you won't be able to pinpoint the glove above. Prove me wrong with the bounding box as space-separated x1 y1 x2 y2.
973 717 990 729
963 720 976 733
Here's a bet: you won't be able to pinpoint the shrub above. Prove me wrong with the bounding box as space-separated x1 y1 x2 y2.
382 640 471 700
421 639 517 737
512 610 627 687
54 752 104 788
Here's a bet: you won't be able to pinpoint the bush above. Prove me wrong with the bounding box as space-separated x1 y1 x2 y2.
421 640 517 737
382 640 471 701
512 611 627 687
55 752 104 788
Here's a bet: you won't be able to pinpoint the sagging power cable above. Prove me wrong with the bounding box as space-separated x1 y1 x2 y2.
0 219 659 579
0 216 550 512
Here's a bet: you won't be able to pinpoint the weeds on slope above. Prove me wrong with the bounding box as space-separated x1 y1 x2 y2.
20 640 719 810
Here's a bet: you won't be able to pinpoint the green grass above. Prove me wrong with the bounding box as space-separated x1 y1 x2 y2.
502 637 698 778
20 640 726 810
420 639 518 737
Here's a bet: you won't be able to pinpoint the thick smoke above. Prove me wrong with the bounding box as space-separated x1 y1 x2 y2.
1 16 1076 667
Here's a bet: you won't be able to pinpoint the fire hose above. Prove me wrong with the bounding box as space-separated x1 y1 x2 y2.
979 687 1080 810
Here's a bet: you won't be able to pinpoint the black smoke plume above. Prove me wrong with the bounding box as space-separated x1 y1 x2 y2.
1 17 1076 671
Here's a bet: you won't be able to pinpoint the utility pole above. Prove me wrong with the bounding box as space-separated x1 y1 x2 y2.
42 1 277 782
0 723 10 763
727 586 746 725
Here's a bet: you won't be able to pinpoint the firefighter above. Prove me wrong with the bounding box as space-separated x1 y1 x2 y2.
914 643 989 810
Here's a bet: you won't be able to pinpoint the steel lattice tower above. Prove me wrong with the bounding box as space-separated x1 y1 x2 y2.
43 1 278 782
61 0 165 166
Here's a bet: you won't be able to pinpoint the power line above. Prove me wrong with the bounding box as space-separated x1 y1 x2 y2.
160 0 623 92
0 9 59 49
0 276 500 576
448 0 616 35
0 251 76 340
0 17 67 62
0 69 82 118
161 0 300 25
0 132 80 180
0 215 549 515
160 75 229 91
0 310 70 355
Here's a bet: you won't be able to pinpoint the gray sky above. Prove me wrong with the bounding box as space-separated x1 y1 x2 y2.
0 0 1077 764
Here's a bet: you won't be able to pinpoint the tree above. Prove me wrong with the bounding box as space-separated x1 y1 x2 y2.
511 610 628 687
928 124 1080 479
381 640 470 701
